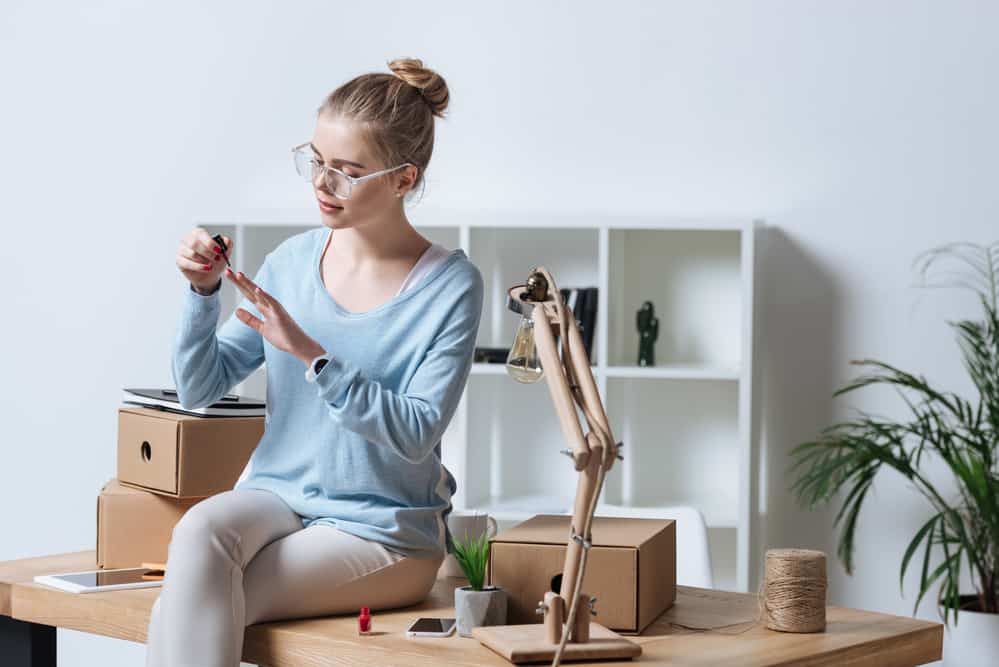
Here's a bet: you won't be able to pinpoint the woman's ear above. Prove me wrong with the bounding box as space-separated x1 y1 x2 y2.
395 164 419 196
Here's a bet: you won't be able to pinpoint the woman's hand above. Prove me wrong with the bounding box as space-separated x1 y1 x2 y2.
225 267 326 366
176 228 231 292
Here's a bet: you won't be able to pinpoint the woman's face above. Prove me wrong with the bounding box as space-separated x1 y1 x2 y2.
308 114 414 227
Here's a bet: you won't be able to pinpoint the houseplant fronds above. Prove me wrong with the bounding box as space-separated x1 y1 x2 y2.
452 531 491 591
791 241 999 626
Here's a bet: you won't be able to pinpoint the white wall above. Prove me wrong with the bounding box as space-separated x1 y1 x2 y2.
2 1 994 663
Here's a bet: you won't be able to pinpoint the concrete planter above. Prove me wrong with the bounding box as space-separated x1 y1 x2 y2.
455 585 507 637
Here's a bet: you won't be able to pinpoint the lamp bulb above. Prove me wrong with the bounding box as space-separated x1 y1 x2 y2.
505 313 544 383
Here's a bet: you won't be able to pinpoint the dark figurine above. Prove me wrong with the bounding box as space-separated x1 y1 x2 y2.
636 301 658 366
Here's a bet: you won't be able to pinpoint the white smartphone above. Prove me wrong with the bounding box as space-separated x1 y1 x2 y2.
406 617 457 637
33 567 164 594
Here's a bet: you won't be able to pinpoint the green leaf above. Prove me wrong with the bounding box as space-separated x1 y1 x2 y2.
452 531 491 591
900 513 939 597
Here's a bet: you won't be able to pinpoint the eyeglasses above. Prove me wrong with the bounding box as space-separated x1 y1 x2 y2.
291 142 415 200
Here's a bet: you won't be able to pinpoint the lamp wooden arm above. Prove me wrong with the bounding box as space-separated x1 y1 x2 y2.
477 268 640 665
507 268 623 636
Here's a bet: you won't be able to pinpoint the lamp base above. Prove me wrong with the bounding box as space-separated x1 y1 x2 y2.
472 623 642 663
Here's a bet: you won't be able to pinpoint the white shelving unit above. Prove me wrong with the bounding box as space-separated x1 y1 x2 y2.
195 208 758 592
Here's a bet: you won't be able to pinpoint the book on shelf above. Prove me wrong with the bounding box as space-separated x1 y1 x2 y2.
470 286 598 365
122 388 266 418
559 286 598 360
473 346 510 364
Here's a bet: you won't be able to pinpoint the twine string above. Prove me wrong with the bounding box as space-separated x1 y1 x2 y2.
668 549 827 635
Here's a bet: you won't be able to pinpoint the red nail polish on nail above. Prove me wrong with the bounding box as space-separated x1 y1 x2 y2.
203 264 211 270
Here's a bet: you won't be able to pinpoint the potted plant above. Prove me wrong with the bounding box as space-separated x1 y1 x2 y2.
789 242 999 665
452 531 507 637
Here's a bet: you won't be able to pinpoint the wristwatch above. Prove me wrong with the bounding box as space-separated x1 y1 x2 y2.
305 353 331 382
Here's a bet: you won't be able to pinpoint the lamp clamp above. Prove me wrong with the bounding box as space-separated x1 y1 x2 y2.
570 532 593 550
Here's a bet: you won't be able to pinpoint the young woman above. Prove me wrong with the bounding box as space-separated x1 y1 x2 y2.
146 58 484 666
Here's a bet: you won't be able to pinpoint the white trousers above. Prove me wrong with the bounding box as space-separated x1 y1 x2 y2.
144 487 443 667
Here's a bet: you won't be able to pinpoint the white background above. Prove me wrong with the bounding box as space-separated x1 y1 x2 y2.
2 1 994 664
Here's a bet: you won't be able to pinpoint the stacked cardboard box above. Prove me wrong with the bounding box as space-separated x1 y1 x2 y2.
97 406 264 569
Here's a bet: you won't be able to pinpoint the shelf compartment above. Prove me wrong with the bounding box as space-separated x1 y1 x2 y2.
471 362 511 375
601 376 740 528
607 229 741 368
471 226 600 364
604 363 739 381
460 373 584 509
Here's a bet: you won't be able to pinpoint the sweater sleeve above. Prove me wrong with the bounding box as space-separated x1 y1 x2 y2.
307 269 484 464
171 256 272 410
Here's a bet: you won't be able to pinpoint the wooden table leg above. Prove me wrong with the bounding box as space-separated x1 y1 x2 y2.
0 615 56 666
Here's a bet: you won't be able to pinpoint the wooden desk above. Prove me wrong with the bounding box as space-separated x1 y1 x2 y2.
1 551 942 666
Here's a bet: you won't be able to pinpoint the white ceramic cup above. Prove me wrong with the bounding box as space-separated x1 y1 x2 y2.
437 511 499 579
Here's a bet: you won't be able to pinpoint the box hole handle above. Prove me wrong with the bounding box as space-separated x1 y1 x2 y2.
141 441 152 462
550 573 563 593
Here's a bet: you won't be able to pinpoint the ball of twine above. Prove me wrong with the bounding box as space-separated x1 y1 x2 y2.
665 548 829 636
763 548 827 633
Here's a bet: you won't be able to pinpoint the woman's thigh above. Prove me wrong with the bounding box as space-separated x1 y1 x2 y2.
167 487 303 568
243 523 444 626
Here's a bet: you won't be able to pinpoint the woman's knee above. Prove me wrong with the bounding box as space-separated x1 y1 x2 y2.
169 489 253 542
388 556 444 608
167 498 241 564
170 503 218 546
417 558 443 598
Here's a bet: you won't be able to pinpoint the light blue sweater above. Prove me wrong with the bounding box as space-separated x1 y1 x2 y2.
171 226 484 559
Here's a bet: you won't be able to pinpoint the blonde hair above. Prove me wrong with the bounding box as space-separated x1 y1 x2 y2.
317 58 450 197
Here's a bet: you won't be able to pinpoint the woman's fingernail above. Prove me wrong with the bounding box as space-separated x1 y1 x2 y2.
215 254 221 260
214 246 222 253
203 264 211 270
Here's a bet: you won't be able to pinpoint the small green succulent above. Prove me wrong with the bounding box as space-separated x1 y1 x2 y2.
452 531 491 591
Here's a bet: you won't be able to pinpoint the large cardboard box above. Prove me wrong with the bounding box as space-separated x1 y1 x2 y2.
117 406 263 497
487 514 676 635
97 478 206 569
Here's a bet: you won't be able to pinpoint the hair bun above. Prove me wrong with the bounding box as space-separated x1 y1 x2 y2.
387 57 449 118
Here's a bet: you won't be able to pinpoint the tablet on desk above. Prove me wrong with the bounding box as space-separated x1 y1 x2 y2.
34 567 164 593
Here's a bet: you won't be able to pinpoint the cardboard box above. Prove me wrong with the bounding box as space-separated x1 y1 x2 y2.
97 478 206 569
117 406 263 497
487 514 676 635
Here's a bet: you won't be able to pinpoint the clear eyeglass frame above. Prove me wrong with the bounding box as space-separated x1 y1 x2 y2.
291 142 415 200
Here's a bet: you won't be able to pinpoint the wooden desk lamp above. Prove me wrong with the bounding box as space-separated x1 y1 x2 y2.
472 267 642 665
